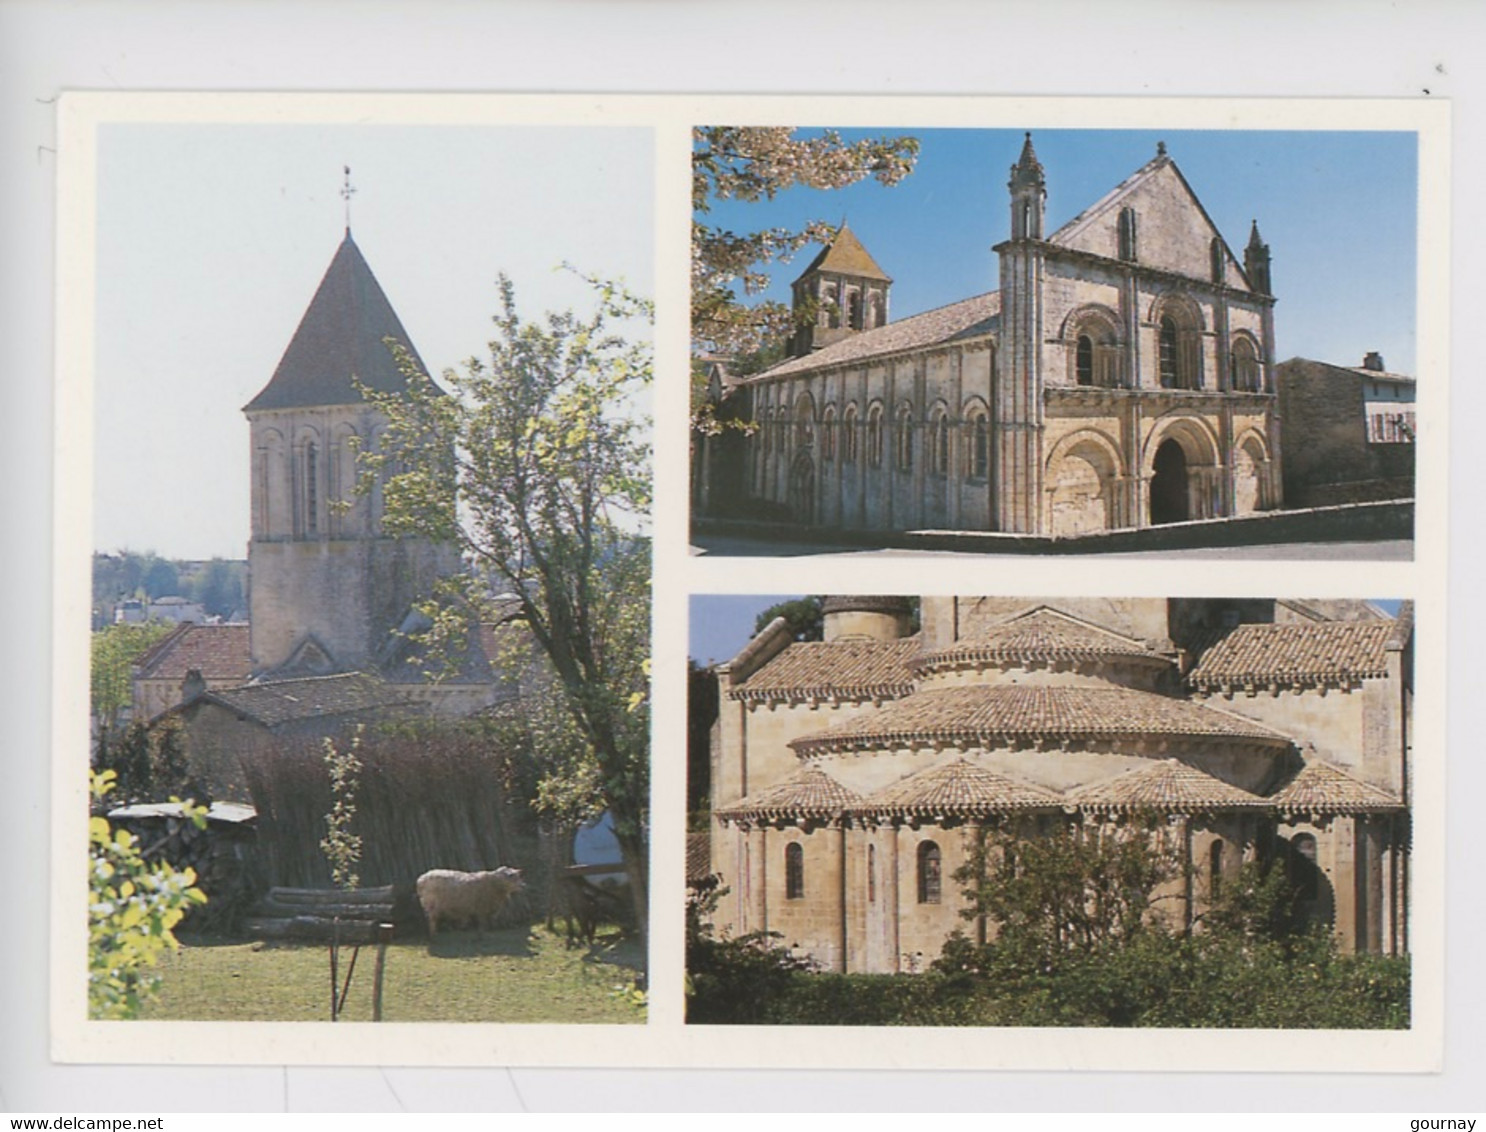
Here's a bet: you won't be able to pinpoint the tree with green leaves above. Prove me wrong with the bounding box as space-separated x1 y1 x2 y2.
691 127 919 432
91 620 175 739
359 273 652 944
753 596 825 642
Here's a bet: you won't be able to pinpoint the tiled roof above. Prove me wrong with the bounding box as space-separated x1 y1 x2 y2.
751 292 1001 381
795 224 890 282
1067 759 1268 812
790 685 1291 756
134 623 252 681
717 766 862 823
729 636 920 703
1267 760 1403 814
913 607 1169 675
244 233 429 412
1189 621 1395 690
196 672 421 728
858 758 1062 817
686 832 712 883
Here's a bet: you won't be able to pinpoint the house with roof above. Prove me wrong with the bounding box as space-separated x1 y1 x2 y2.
1276 351 1416 506
702 135 1283 537
131 621 252 722
706 595 1410 972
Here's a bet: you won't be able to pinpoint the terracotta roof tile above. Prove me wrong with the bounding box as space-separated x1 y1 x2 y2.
730 636 919 703
1067 759 1268 812
790 686 1290 756
913 607 1169 676
859 758 1062 817
751 292 1000 381
1267 759 1403 814
134 623 252 682
1189 621 1395 690
717 766 862 823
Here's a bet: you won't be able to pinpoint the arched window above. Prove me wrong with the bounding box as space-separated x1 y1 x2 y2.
785 842 804 900
867 293 883 329
821 404 836 461
867 402 885 468
304 442 319 535
1159 315 1180 389
822 283 840 329
964 403 990 480
1209 839 1225 900
843 402 859 464
895 403 915 473
848 289 863 329
867 844 877 904
1076 335 1094 386
1118 206 1138 262
917 840 941 904
1231 336 1260 393
931 407 951 478
1290 834 1320 901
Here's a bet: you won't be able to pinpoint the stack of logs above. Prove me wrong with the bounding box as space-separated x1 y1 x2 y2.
244 887 398 944
108 807 258 934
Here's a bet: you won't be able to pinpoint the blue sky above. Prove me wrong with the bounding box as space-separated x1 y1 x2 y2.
702 127 1417 374
94 122 653 560
691 595 1405 666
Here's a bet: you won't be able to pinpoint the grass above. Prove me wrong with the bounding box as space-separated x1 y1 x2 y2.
140 924 646 1023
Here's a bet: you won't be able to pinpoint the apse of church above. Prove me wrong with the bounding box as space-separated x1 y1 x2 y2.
719 135 1284 537
708 596 1411 973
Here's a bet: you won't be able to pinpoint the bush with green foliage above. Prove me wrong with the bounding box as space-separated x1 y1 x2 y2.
684 875 816 1024
88 770 208 1019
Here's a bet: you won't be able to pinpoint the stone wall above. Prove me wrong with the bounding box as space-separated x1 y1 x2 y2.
1277 359 1415 506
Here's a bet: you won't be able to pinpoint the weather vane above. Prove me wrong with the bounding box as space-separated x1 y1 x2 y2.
341 165 357 233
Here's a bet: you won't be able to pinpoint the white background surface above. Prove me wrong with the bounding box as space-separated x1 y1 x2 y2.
3 0 1482 1112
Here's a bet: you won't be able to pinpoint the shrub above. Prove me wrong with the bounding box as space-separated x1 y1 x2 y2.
88 770 208 1019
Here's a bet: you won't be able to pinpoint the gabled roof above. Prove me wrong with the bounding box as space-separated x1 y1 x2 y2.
717 766 862 823
789 685 1291 757
858 758 1062 817
751 292 1001 381
1266 759 1403 814
190 672 422 729
1066 758 1268 813
244 233 428 412
1048 151 1253 292
794 223 891 283
912 606 1170 676
1188 621 1396 691
727 636 920 704
133 623 252 682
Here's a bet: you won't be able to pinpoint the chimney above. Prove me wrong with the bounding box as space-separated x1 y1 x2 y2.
1362 351 1385 372
181 668 207 704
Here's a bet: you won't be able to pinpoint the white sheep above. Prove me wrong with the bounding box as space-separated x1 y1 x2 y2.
416 867 525 941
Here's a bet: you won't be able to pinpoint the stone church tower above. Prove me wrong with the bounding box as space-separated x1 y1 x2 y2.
788 223 892 357
243 231 460 677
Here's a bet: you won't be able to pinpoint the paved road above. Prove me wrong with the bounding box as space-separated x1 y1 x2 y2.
691 537 1414 561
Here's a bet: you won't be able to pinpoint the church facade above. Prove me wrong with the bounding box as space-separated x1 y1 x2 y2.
708 596 1411 973
717 135 1284 537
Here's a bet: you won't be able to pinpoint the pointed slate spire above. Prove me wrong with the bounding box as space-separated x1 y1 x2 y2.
244 233 428 412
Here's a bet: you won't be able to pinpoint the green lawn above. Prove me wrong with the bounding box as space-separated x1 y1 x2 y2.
141 925 646 1023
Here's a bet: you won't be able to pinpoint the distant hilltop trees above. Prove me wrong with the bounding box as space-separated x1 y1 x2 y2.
92 551 246 629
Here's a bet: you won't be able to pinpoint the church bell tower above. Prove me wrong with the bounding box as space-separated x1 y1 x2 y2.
788 223 892 357
243 229 459 677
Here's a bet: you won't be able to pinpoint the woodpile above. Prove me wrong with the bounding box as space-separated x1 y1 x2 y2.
107 801 259 934
244 886 396 944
